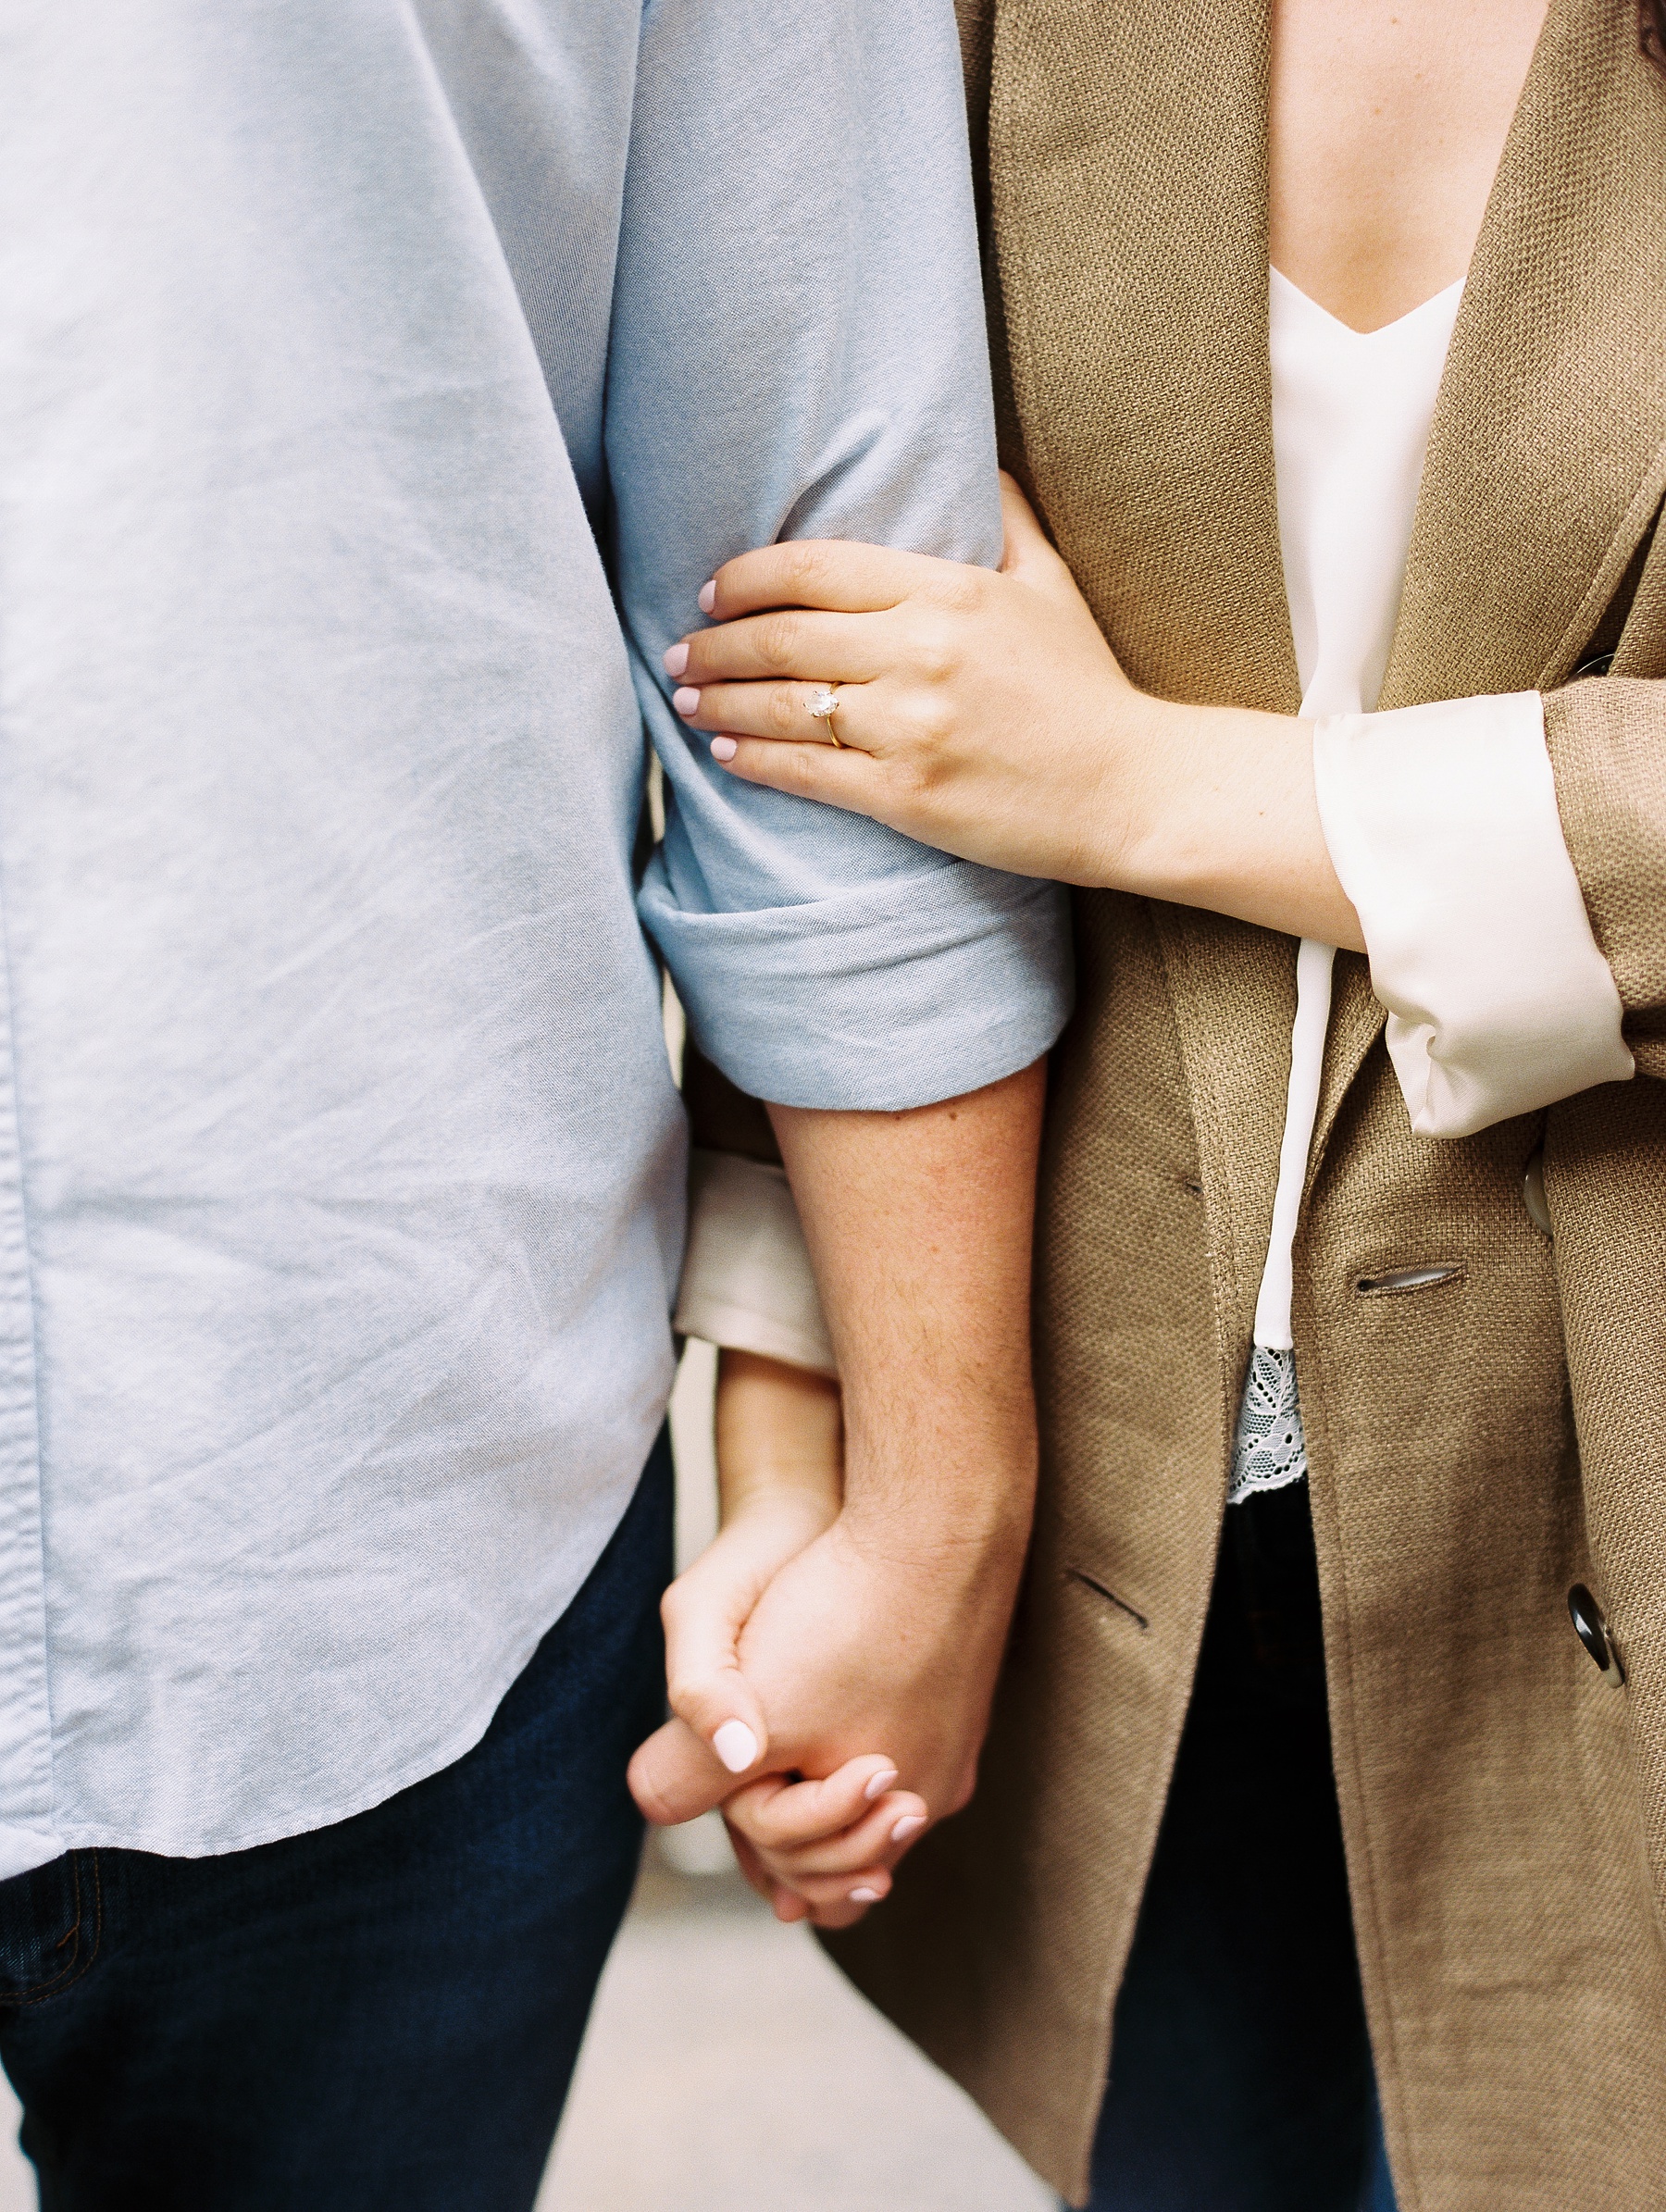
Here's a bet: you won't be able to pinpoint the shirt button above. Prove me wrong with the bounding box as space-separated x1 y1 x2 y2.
1523 1149 1552 1236
1568 1584 1625 1687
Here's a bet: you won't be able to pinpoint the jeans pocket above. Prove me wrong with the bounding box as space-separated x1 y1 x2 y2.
0 1853 100 2005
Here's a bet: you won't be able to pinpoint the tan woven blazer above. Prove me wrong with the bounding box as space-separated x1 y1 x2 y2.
816 3 1666 2205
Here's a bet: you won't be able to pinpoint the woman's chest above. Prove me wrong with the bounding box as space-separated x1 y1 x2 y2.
979 0 1666 717
1266 0 1548 333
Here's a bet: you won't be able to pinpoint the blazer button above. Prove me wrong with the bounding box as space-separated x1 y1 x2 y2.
1568 1584 1625 1687
1523 1149 1552 1236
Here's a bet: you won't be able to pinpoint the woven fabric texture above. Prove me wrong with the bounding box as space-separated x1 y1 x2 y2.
827 3 1666 2206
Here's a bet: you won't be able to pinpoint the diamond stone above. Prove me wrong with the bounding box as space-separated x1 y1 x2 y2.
806 688 839 718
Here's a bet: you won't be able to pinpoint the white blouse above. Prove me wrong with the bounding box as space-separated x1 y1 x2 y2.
677 268 1635 1413
1251 269 1473 1356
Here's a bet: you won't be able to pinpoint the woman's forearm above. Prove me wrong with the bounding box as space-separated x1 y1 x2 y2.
1113 697 1366 950
665 481 1365 947
714 1348 843 1529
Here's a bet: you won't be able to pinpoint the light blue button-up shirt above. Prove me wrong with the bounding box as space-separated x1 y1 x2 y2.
0 0 1069 1874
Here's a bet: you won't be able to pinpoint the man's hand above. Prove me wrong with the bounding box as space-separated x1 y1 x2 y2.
634 1057 1046 1921
629 1490 1027 1920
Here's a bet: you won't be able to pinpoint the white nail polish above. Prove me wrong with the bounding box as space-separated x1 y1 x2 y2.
863 1769 899 1803
849 1886 882 1904
712 1721 758 1774
890 1815 926 1844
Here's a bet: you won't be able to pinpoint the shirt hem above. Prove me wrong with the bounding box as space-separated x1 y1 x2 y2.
39 1462 651 1869
46 1640 552 1866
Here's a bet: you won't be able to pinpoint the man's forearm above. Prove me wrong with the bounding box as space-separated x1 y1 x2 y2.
766 1058 1047 1560
628 1058 1048 1839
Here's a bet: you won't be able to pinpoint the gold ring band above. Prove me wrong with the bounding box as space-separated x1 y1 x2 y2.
805 687 844 747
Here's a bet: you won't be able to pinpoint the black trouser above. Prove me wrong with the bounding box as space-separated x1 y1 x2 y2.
1088 1484 1396 2211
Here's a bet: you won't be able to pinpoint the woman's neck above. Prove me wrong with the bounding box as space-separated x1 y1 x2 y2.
1268 0 1550 333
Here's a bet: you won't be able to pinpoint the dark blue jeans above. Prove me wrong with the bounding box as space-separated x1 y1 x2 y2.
1089 1483 1397 2212
0 1431 673 2212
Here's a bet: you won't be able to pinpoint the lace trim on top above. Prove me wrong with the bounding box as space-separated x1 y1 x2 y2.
1228 1345 1310 1506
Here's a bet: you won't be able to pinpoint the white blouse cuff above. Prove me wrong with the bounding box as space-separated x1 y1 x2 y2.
1312 692 1634 1139
674 1149 837 1376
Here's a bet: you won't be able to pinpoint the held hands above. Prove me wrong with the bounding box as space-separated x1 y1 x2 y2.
650 1511 991 1929
628 1350 1028 1928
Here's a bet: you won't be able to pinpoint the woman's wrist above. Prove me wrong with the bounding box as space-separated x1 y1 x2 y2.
1111 699 1297 905
715 1347 843 1526
715 1485 839 1559
1108 696 1365 949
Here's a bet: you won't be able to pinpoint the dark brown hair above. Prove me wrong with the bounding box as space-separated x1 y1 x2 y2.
1643 1 1666 75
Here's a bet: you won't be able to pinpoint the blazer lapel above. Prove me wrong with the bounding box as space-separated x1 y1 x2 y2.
986 0 1299 1359
987 0 1297 713
1383 0 1666 712
1318 0 1666 1161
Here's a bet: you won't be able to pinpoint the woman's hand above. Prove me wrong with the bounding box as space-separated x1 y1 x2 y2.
652 1350 847 1777
667 477 1138 886
665 477 1364 949
631 1504 1018 1922
721 1757 932 1931
631 1349 940 1926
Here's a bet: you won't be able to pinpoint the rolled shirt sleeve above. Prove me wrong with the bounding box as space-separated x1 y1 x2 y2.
609 0 1071 1112
1313 691 1634 1138
1542 673 1666 1082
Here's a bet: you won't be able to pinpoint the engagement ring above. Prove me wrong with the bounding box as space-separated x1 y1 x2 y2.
806 687 844 747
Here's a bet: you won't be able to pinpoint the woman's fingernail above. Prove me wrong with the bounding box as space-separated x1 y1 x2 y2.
713 1721 758 1774
663 641 690 678
849 1886 882 1904
890 1815 926 1844
698 580 716 615
710 737 738 764
864 1769 899 1803
672 687 700 717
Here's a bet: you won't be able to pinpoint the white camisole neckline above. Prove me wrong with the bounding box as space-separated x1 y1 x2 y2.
1227 267 1463 1504
1250 267 1465 1355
